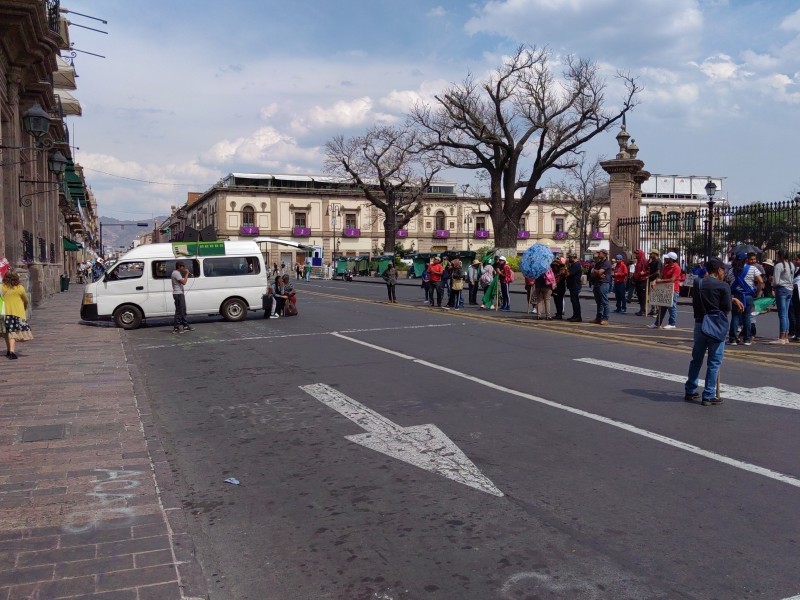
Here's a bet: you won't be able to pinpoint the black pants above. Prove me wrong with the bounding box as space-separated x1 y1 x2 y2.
553 283 566 317
468 282 479 304
635 280 648 313
568 285 581 320
429 282 443 307
499 281 510 308
172 294 188 329
386 284 396 302
790 287 800 337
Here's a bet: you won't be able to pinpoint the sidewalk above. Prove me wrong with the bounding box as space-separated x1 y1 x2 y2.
0 287 206 599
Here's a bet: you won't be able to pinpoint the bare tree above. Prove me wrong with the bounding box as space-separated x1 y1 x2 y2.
324 126 440 255
410 45 640 248
548 157 609 258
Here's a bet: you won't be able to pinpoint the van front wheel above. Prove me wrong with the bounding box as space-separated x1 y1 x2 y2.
113 305 143 330
221 298 247 322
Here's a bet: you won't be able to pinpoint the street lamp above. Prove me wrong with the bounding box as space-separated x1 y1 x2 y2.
326 203 341 262
17 151 69 207
704 179 717 262
99 222 148 258
463 211 473 250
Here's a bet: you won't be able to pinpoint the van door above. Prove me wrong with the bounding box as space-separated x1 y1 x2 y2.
98 261 154 317
149 259 200 317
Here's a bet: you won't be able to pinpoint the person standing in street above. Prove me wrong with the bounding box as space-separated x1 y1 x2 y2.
171 261 192 334
613 253 629 313
496 256 513 311
551 258 567 319
685 257 742 405
632 249 650 316
726 251 763 346
295 263 302 280
565 254 583 322
427 257 444 308
649 252 681 330
382 263 398 303
590 249 612 324
646 250 662 316
466 259 482 305
1 270 33 359
769 250 795 344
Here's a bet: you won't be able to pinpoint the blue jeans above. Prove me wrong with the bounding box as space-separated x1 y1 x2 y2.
685 322 725 400
614 281 626 311
776 287 792 334
657 292 678 326
729 295 754 342
593 282 610 320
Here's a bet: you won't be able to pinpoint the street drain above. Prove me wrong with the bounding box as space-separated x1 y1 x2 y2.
21 424 67 442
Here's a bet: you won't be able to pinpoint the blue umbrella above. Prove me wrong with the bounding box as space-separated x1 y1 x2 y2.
520 244 554 279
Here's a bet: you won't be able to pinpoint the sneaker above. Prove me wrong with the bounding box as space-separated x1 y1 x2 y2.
500 307 510 312
743 340 752 346
791 336 800 343
270 314 279 319
684 393 699 402
767 339 788 345
647 323 660 329
662 324 676 330
172 329 181 335
726 339 738 345
183 326 194 332
702 397 724 406
599 320 608 325
443 306 450 310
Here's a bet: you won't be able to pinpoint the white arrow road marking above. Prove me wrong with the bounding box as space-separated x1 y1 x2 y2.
575 358 800 410
299 383 504 497
329 332 800 491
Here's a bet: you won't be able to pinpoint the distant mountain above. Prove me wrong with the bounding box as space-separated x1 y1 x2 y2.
100 217 168 252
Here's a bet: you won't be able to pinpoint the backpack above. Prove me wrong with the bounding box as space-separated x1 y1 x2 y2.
479 270 494 289
544 269 556 288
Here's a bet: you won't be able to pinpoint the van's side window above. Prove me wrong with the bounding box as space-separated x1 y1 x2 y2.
203 257 261 277
152 260 200 279
106 261 145 281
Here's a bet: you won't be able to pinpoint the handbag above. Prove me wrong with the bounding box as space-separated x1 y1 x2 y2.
698 279 727 342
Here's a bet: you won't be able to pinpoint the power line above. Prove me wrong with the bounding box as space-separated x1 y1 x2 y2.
81 166 213 187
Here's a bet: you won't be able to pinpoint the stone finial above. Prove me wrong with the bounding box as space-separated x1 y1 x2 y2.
615 124 630 159
628 139 639 159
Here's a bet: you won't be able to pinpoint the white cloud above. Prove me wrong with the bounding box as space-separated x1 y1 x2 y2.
259 103 279 119
427 6 447 17
378 79 450 112
779 8 800 31
203 126 321 166
691 54 752 81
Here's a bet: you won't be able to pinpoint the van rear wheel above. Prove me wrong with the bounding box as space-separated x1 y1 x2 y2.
221 298 247 322
113 305 143 330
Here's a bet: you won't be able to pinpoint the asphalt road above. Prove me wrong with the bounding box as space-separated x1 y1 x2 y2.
123 279 800 600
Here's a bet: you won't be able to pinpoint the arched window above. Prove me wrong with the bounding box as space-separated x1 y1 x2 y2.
242 205 255 226
666 211 680 232
648 211 662 233
683 212 697 232
591 214 601 231
435 210 446 230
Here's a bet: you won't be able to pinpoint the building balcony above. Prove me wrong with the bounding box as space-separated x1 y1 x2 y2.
239 226 259 236
343 227 360 238
292 226 311 237
433 229 450 239
395 229 408 238
517 230 530 240
591 231 604 240
474 230 490 239
553 231 568 240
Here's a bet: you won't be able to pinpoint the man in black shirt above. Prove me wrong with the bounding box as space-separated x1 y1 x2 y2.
684 257 743 405
647 250 662 316
565 254 583 322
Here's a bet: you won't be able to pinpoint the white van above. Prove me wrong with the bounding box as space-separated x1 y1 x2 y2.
80 240 268 329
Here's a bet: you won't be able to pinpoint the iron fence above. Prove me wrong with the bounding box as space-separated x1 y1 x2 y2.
616 199 800 264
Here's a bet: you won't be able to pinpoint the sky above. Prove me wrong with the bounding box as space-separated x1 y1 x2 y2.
58 0 800 220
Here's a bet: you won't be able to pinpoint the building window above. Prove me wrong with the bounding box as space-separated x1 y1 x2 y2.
434 211 446 230
242 206 255 226
38 237 47 263
683 212 697 232
649 211 662 233
666 211 680 232
475 217 486 231
50 242 56 264
345 213 357 229
294 212 307 228
518 217 526 231
555 217 565 233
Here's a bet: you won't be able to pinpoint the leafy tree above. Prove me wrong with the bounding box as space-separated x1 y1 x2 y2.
324 126 440 255
410 45 640 247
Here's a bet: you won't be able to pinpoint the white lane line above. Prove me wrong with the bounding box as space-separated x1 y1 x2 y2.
575 358 800 411
299 383 503 496
140 323 454 349
332 333 800 491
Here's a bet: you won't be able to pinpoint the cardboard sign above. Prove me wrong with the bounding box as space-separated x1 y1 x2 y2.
650 282 675 307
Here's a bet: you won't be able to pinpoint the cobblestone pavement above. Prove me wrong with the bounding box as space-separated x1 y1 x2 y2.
0 287 207 600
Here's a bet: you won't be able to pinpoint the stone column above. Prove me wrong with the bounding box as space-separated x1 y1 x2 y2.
600 124 649 258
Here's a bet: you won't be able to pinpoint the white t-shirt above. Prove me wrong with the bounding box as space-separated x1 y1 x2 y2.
171 270 185 294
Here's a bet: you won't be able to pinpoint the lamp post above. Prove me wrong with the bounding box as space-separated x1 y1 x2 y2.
326 203 341 263
704 179 717 262
463 211 473 250
17 150 68 207
99 222 148 259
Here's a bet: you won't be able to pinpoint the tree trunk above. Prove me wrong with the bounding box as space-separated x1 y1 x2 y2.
493 216 518 249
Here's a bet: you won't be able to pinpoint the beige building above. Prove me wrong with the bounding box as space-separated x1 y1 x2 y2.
0 0 97 303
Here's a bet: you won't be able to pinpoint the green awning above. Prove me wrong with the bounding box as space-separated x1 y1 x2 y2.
64 160 87 207
63 237 83 251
